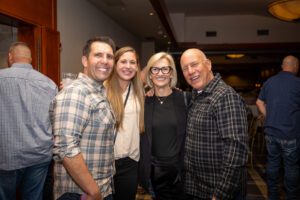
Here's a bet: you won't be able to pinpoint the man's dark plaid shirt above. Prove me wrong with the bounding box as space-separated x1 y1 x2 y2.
184 73 248 200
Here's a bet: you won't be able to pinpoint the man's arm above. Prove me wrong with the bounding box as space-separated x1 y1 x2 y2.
52 87 102 200
256 98 266 119
63 154 102 200
214 93 248 200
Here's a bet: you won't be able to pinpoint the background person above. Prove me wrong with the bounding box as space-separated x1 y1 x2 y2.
256 55 300 200
51 37 116 200
180 48 248 200
105 46 144 200
139 52 188 200
0 42 57 200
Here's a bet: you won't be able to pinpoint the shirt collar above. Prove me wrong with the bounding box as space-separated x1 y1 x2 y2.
192 73 222 98
11 63 33 69
78 72 105 93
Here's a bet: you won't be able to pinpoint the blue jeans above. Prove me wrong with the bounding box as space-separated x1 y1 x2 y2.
265 135 299 200
0 161 50 200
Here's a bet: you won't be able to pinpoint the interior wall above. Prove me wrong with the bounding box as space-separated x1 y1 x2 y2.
57 0 141 75
170 14 300 44
141 41 155 68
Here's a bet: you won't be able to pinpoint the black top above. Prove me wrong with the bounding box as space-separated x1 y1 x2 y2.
152 93 178 159
138 90 189 191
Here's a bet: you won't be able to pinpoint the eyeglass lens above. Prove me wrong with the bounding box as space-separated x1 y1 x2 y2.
150 66 172 74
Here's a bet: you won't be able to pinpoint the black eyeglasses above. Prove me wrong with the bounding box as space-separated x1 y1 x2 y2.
150 66 172 74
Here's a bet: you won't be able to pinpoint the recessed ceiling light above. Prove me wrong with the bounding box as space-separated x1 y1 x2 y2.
226 54 245 59
149 12 154 16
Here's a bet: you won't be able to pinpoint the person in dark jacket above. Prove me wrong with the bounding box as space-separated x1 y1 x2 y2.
139 52 189 200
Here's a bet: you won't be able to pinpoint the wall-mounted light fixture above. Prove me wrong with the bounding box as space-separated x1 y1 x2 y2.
268 0 300 21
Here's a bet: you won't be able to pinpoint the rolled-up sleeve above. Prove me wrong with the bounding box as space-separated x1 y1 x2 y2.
51 87 90 161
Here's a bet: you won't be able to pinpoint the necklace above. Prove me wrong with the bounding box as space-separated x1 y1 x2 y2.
156 96 168 104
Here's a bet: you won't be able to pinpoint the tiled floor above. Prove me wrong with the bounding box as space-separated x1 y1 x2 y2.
136 164 270 200
136 137 287 200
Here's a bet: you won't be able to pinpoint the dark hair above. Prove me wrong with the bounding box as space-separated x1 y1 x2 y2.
82 36 116 57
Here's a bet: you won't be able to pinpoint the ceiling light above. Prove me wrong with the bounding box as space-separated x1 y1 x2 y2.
226 54 245 59
268 0 300 21
149 12 154 16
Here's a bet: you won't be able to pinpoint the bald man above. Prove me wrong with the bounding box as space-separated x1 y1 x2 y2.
256 55 300 200
0 42 58 200
180 49 248 200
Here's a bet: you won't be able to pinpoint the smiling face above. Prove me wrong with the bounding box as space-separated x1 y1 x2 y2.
180 49 214 91
82 41 114 82
116 51 138 84
150 58 172 89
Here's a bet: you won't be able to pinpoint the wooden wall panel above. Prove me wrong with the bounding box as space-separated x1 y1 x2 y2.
0 0 59 85
41 27 60 85
0 0 55 28
18 26 37 68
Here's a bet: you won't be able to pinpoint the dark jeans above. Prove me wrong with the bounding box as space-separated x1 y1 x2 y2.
58 193 113 200
43 160 54 200
0 161 50 200
113 157 138 200
265 135 300 200
151 165 185 200
185 189 245 200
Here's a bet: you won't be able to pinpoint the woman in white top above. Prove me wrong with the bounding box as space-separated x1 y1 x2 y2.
105 46 144 200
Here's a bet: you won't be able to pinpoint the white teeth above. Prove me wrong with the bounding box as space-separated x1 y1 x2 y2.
156 77 166 81
98 68 108 72
122 70 132 75
190 76 199 82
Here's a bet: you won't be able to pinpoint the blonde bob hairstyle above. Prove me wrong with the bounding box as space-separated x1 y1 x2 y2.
145 52 178 88
105 46 144 132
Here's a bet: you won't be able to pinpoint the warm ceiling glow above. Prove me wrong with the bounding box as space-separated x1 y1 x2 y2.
226 54 245 59
268 0 300 21
149 12 154 16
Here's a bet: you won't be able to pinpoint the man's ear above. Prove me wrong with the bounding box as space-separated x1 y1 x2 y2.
8 52 13 66
82 56 87 68
205 59 212 71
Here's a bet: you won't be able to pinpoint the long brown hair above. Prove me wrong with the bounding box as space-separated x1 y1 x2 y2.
105 46 144 132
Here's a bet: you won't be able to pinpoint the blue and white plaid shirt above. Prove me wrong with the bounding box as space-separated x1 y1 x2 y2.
51 73 116 199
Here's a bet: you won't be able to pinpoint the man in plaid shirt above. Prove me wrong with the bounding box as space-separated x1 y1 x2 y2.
180 48 248 200
51 37 116 200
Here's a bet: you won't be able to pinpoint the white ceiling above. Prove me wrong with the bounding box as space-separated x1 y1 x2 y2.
88 0 278 47
87 0 300 70
88 0 164 44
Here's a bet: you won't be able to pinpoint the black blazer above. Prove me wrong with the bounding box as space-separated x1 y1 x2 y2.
138 90 189 191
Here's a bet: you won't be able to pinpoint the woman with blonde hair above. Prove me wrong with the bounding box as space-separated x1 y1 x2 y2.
105 46 144 200
139 52 189 200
